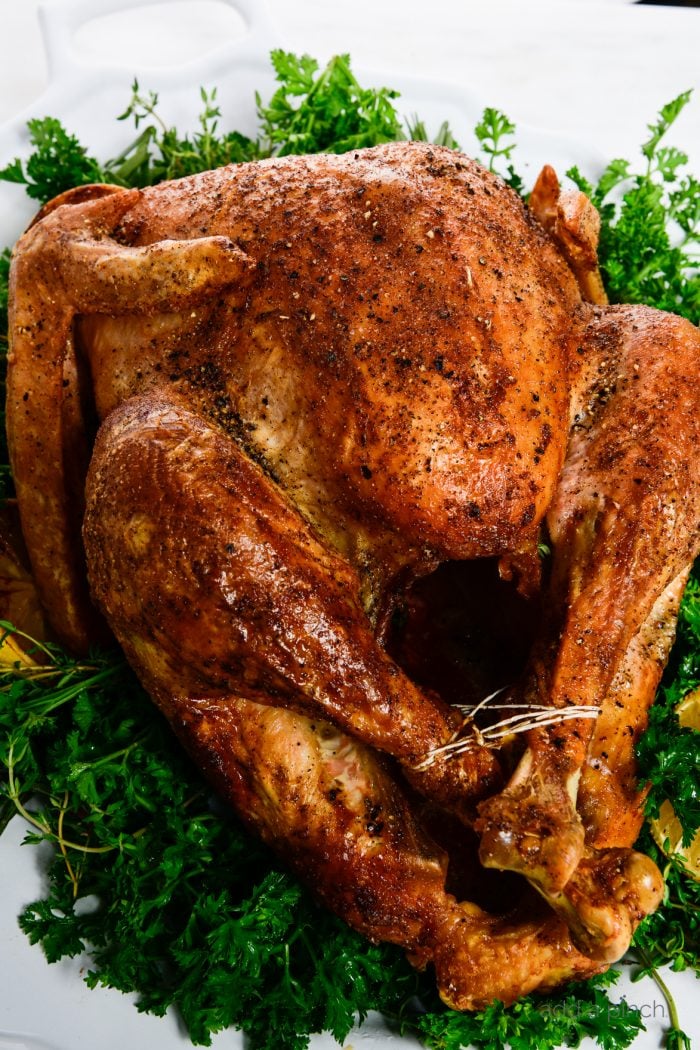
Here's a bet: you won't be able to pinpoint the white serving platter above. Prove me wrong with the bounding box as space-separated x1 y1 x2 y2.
0 2 699 1049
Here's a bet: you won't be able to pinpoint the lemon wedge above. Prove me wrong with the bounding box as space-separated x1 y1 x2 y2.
0 628 38 669
649 688 700 882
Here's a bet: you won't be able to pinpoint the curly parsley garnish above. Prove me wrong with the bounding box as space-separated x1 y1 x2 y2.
0 50 457 201
567 89 699 325
0 116 103 202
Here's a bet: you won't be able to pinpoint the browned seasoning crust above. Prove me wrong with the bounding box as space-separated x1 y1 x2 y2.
7 141 700 1009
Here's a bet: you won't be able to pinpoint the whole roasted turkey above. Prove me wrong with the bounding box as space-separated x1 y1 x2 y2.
7 141 700 1007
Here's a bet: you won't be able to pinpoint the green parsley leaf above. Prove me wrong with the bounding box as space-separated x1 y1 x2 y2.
641 91 694 166
410 972 644 1050
566 90 699 324
0 54 459 206
256 51 406 156
473 107 524 193
0 116 104 202
637 569 700 842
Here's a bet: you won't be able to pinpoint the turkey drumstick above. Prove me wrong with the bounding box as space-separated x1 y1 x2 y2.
476 304 700 958
82 392 603 1009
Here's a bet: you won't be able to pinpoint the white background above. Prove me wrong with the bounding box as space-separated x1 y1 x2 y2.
1 0 699 162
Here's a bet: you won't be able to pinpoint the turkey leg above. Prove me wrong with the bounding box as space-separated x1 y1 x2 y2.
82 393 603 1006
82 393 503 819
476 304 700 956
7 189 253 652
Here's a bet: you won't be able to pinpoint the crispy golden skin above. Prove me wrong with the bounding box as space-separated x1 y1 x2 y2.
7 142 700 1006
8 145 578 648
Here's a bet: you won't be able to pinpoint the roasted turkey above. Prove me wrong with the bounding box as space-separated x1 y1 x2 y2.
7 141 700 1008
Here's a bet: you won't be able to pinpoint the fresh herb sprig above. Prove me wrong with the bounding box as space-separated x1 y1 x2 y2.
0 116 103 203
632 562 700 990
411 971 645 1050
636 569 700 841
109 83 264 185
474 107 524 194
567 90 699 325
0 247 10 329
257 50 405 155
0 50 458 204
1 629 644 1050
0 634 412 1048
631 834 699 1046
